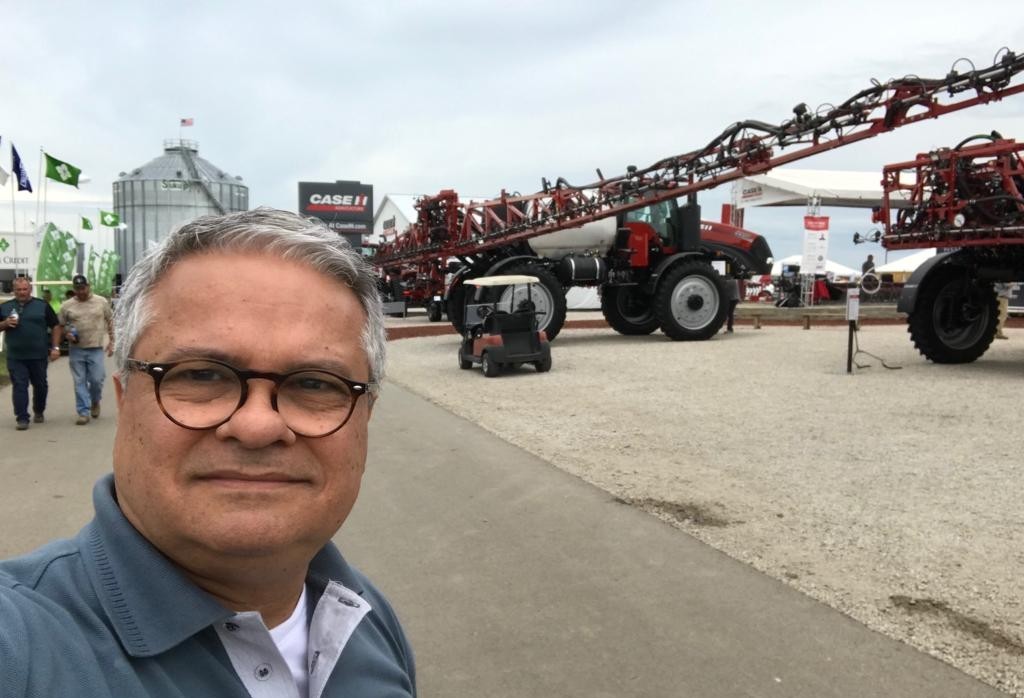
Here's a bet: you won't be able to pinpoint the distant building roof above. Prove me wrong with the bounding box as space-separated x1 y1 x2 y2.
373 194 420 228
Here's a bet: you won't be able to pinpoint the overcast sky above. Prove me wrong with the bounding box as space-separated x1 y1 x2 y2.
4 0 1024 268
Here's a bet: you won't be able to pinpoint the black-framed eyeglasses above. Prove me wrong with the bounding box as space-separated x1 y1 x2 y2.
126 358 373 438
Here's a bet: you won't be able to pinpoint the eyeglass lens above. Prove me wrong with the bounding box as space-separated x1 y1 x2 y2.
156 360 356 435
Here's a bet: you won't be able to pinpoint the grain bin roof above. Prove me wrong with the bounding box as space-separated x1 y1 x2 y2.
118 139 243 183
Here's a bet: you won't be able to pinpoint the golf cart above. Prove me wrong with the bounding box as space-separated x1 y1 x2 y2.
458 275 553 377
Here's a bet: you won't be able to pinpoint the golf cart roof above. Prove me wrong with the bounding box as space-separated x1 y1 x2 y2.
465 275 540 287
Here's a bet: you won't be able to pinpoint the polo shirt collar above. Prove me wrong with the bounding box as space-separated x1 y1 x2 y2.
78 474 365 658
78 474 231 657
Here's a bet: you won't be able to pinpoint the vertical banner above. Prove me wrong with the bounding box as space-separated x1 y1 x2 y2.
801 216 830 275
95 250 119 296
87 249 100 288
34 224 79 282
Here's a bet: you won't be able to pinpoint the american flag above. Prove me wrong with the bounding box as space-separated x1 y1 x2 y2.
180 118 194 127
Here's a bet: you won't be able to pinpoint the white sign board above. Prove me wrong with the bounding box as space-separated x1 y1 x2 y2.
846 287 860 321
0 232 38 275
800 216 829 275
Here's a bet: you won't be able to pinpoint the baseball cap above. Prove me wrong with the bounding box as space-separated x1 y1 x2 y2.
72 274 89 287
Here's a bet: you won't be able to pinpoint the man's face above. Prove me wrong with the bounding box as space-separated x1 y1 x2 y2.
13 280 31 303
113 250 374 570
74 284 90 301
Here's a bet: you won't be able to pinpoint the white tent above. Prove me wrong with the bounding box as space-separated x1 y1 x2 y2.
566 286 600 310
732 169 912 209
770 254 857 278
875 248 937 274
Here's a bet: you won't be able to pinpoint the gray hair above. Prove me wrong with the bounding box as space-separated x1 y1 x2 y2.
113 207 386 395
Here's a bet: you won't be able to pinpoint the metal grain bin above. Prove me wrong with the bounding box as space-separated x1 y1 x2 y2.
112 139 249 278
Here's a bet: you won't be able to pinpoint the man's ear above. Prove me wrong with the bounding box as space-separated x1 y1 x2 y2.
114 373 125 407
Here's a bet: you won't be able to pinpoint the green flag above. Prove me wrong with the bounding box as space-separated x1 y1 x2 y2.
99 210 120 227
81 216 94 230
44 153 82 188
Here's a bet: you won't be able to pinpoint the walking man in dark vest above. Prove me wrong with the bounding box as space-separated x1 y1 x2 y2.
0 277 61 430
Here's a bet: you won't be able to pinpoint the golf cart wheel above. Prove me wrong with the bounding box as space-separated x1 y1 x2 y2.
601 285 659 335
481 351 500 377
654 261 727 340
458 347 473 370
427 301 443 322
907 266 997 363
535 353 552 373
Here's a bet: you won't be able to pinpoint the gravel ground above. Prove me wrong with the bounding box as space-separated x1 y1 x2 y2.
384 322 1024 696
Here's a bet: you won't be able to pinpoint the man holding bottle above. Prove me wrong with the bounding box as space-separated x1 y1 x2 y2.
57 275 114 425
0 277 61 430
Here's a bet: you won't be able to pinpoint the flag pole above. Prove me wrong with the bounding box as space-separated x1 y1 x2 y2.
9 145 15 236
42 162 48 227
10 174 15 237
36 147 43 228
10 142 20 275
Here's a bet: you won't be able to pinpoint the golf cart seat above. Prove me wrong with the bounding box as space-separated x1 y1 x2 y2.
491 310 542 356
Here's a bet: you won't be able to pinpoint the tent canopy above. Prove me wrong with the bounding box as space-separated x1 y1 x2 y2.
769 254 858 278
875 248 936 274
733 168 912 209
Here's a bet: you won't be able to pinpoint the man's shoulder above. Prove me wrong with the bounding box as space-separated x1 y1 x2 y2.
0 537 83 592
0 538 86 642
0 541 121 697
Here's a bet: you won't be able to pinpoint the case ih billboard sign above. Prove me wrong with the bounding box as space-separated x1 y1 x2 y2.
298 180 373 246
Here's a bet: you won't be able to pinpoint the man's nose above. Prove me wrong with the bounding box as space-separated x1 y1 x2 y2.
215 379 296 448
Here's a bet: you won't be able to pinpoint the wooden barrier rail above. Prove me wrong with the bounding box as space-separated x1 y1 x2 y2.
736 303 903 329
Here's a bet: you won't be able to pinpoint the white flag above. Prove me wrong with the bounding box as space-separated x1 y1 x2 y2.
0 164 9 187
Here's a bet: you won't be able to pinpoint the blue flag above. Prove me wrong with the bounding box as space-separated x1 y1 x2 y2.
12 143 32 192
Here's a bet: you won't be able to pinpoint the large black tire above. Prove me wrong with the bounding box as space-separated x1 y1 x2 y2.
493 264 567 341
448 283 469 334
654 262 727 341
907 266 997 363
601 285 659 335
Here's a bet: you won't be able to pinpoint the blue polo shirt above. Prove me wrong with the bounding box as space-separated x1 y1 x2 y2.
0 475 416 697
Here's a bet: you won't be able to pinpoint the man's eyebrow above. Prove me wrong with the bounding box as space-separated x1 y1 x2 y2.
156 347 238 364
290 358 366 380
151 348 366 379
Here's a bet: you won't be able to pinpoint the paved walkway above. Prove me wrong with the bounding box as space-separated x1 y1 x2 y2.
0 356 1007 697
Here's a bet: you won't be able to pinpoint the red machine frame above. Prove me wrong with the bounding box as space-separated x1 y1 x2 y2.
877 137 1024 250
375 50 1024 279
